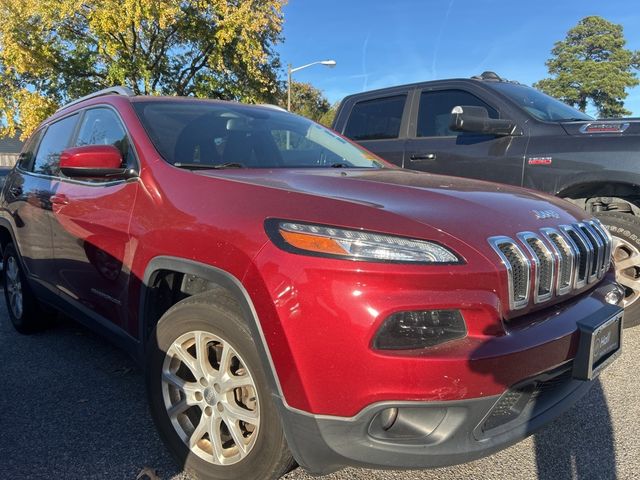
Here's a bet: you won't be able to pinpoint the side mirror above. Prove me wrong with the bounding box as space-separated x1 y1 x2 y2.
59 145 131 179
450 105 520 136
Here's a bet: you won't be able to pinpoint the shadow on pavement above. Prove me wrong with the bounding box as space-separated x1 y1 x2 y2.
0 309 182 480
534 379 617 480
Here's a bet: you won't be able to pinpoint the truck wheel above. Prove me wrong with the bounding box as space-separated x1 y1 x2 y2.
596 211 640 327
146 293 296 480
3 243 47 333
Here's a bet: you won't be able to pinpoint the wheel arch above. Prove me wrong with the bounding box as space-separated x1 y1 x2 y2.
557 180 640 201
0 217 21 261
140 256 287 402
555 175 640 214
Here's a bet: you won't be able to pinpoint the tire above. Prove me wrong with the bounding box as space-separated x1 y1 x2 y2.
2 243 47 333
596 211 640 328
146 293 296 480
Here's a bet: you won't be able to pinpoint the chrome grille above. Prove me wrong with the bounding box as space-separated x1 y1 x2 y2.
540 228 573 295
489 219 612 311
489 237 530 310
519 233 554 303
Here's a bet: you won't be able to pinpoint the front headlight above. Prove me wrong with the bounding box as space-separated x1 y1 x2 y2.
265 220 462 264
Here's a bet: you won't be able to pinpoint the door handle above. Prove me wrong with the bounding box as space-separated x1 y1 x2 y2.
409 153 436 161
50 194 69 206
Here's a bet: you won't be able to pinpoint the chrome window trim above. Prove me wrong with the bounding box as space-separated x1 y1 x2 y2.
488 236 531 310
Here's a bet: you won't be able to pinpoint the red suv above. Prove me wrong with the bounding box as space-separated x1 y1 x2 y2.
1 87 624 480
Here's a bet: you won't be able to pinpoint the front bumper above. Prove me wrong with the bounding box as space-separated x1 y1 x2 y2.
276 296 623 474
279 361 594 475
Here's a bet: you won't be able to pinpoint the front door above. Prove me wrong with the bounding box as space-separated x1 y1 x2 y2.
51 107 138 329
404 89 527 187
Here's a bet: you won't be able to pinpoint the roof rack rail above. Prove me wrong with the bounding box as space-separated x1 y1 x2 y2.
56 86 135 113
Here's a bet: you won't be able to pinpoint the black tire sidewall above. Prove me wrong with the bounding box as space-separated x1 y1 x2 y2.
596 211 640 327
146 297 291 480
2 243 41 333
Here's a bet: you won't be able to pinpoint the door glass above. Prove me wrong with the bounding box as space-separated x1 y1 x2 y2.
32 114 79 176
17 129 44 172
75 108 134 168
417 90 498 137
344 95 406 141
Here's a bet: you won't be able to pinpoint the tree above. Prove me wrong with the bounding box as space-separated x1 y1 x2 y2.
284 81 331 124
0 0 286 139
535 16 640 118
318 102 339 128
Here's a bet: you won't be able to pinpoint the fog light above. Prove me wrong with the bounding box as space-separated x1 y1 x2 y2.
373 310 467 350
605 285 625 305
379 408 398 431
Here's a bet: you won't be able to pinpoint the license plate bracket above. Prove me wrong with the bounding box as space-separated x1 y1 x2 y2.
572 305 623 381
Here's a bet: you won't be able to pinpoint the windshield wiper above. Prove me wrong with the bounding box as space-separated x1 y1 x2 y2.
173 162 245 170
330 162 350 168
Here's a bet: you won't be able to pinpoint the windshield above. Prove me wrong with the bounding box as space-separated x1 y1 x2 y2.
487 82 593 122
132 100 384 169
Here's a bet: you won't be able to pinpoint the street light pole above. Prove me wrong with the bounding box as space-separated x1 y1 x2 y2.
287 63 292 112
286 59 336 112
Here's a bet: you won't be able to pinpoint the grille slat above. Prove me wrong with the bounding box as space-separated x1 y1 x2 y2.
489 219 611 312
519 233 554 303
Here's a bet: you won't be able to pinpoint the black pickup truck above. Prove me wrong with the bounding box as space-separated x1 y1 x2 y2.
333 72 640 324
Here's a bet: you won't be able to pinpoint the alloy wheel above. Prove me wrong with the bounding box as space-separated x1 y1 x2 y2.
161 330 260 465
5 256 23 319
612 235 640 308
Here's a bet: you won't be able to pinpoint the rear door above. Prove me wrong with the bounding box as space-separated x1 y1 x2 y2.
3 114 79 285
340 92 409 167
404 88 527 186
51 106 139 330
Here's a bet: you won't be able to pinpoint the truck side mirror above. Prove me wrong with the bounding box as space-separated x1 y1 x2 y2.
450 105 520 136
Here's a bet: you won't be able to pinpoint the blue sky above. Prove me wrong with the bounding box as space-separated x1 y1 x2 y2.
277 0 640 116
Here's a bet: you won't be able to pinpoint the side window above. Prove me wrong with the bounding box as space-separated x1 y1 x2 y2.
417 90 499 137
344 95 406 141
75 108 134 167
17 129 44 171
32 114 79 176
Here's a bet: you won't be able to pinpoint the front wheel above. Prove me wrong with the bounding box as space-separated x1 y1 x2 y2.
146 294 296 480
596 211 640 328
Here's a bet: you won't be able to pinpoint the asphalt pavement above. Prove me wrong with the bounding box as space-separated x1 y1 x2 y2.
0 296 637 480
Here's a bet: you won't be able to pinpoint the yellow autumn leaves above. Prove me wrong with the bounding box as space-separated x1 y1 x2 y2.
0 0 287 139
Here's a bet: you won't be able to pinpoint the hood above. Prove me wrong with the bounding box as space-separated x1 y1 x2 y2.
198 168 587 241
560 118 640 136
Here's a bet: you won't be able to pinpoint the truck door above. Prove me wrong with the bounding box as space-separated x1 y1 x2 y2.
341 93 408 167
404 88 527 186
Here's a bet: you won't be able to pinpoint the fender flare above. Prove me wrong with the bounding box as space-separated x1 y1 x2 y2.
139 256 287 403
554 171 640 198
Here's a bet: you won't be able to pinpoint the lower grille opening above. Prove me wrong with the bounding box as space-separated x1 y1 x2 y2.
479 367 574 435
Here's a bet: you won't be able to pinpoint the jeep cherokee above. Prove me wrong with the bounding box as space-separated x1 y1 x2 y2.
0 87 624 479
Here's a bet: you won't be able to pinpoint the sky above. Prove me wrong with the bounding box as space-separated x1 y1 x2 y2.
276 0 640 116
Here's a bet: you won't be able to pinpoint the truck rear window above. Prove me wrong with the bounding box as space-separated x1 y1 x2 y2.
344 95 406 141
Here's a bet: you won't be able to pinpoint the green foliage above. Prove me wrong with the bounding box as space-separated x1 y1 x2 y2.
534 16 640 118
318 102 339 128
285 81 331 124
0 0 286 139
